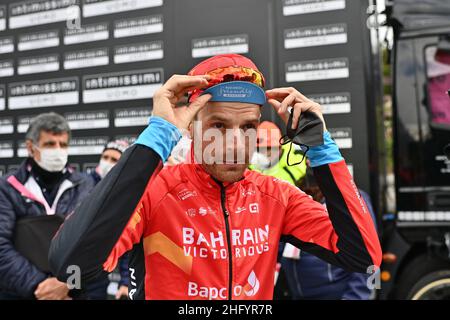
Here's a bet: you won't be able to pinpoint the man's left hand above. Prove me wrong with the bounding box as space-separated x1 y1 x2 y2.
266 87 327 132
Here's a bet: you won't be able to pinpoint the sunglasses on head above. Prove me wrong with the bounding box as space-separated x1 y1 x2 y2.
188 65 265 102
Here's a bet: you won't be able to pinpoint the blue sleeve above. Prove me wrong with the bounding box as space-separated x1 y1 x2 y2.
134 116 182 162
307 131 344 168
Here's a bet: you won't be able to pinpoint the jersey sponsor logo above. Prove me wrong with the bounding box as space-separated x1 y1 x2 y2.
182 225 270 260
185 207 216 218
186 208 196 217
177 188 198 201
235 206 246 214
249 203 259 214
187 270 260 299
198 207 207 216
241 187 256 197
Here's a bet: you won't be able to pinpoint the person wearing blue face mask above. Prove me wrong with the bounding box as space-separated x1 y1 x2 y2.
0 112 93 300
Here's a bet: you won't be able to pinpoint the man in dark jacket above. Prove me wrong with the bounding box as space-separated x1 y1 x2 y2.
0 112 93 300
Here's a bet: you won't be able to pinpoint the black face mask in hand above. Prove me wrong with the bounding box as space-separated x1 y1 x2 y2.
279 111 324 166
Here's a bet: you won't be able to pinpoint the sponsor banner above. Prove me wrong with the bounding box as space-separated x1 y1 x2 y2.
0 60 14 78
9 0 80 29
68 136 109 155
83 0 163 18
114 107 152 127
64 22 109 45
0 85 5 110
398 211 450 222
65 110 110 130
9 77 79 109
18 54 59 75
0 141 14 158
17 115 35 133
114 14 163 38
285 58 349 82
192 34 249 58
64 48 109 70
18 30 60 51
282 0 346 16
309 92 351 114
328 127 352 149
16 140 28 158
114 41 163 64
0 37 14 55
83 69 163 103
0 6 6 31
284 23 347 49
0 117 14 134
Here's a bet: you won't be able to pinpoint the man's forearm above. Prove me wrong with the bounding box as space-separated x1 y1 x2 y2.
309 132 381 272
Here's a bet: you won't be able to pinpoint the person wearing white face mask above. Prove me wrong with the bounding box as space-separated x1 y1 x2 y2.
0 112 93 300
85 140 130 300
89 140 129 184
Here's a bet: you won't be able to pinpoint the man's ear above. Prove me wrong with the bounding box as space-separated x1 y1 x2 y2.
25 140 34 157
188 121 193 138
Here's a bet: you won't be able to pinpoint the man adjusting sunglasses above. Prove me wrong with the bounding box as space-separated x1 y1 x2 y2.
49 54 381 300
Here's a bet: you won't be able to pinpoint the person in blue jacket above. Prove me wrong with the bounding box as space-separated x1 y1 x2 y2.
281 166 379 300
0 113 93 300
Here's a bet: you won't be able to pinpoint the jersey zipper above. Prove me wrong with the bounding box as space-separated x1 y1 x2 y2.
219 183 233 300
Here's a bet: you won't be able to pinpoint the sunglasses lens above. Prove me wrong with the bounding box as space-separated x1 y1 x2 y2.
188 66 265 102
206 66 264 87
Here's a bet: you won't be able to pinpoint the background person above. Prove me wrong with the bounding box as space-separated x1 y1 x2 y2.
0 112 93 300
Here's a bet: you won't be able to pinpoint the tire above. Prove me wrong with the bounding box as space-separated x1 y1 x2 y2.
408 270 450 300
394 254 450 299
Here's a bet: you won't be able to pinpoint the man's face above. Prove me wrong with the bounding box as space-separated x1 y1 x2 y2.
192 101 261 183
100 149 122 165
26 130 69 162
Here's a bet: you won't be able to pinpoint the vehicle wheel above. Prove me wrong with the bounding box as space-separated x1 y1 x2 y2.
408 270 450 300
394 255 450 299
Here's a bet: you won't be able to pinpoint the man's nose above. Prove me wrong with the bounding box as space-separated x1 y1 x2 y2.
226 128 246 149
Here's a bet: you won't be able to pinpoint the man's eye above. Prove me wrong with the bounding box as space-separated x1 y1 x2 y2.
243 124 256 131
213 123 224 129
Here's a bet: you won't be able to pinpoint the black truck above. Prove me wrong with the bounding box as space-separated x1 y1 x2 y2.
379 0 450 299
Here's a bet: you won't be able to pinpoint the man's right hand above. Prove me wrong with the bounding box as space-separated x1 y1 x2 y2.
34 277 70 300
152 75 212 130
